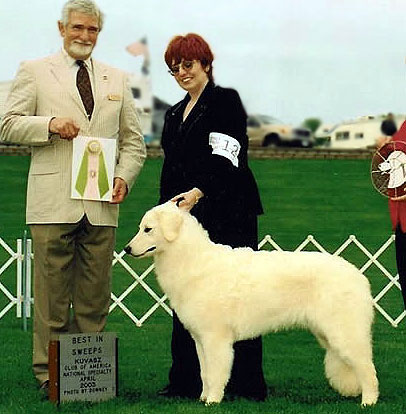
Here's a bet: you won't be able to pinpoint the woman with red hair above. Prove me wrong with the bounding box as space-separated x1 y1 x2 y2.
158 33 267 401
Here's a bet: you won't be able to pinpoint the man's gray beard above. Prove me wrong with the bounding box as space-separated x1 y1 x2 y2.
69 43 94 59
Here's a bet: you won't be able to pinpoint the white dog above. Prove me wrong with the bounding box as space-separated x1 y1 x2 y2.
125 202 379 406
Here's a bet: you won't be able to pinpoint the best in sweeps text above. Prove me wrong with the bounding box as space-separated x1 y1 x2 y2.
59 332 117 402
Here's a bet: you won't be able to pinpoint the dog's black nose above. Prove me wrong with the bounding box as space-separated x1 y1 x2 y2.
124 246 132 254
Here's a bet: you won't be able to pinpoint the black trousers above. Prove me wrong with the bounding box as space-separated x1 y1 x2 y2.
395 226 406 309
166 212 267 399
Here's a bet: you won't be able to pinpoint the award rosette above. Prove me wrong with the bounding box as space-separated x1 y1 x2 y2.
72 136 116 201
371 140 406 198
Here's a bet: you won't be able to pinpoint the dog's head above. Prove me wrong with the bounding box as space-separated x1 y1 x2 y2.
124 202 184 258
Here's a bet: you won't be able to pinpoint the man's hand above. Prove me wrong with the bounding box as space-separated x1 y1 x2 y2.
49 117 80 140
110 177 128 204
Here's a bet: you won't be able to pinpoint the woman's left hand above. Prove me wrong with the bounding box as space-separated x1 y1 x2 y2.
390 194 406 201
171 187 204 212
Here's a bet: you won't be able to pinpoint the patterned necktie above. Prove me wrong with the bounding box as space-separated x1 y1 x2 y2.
76 60 94 119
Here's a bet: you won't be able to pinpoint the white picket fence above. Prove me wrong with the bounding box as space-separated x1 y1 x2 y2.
1 234 405 327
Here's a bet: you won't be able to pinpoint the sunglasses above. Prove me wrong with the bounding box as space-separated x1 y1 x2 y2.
168 60 195 76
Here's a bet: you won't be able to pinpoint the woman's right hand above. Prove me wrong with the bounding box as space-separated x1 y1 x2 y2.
171 188 204 212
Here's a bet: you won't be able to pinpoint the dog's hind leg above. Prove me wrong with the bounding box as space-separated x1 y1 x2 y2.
198 332 234 405
327 348 378 406
322 328 378 406
352 357 378 406
311 330 360 397
338 337 378 407
324 348 362 397
312 330 362 396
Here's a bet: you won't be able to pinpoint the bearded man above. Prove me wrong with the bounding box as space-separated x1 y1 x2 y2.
0 0 146 396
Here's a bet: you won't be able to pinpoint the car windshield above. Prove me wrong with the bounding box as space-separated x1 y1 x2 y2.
257 115 284 125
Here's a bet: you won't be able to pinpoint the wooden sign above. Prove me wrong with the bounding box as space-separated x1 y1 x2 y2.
49 332 118 403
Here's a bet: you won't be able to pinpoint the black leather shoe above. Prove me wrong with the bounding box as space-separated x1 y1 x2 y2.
39 380 49 400
226 383 267 401
157 385 174 397
158 385 199 399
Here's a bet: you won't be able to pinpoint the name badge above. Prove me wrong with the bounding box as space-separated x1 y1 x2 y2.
209 132 240 167
107 94 121 101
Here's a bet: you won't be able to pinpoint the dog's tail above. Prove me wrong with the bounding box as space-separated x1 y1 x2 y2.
324 349 361 397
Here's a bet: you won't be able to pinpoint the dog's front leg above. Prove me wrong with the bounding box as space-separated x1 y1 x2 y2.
194 339 208 402
200 332 234 405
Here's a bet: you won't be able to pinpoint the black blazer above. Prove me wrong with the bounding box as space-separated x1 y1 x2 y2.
159 81 263 246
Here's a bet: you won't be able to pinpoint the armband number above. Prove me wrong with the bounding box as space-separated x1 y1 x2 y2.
208 132 240 167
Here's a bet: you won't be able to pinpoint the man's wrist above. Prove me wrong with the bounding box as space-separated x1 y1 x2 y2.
48 117 56 139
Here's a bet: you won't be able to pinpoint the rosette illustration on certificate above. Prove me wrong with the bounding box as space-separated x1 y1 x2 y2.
71 136 117 201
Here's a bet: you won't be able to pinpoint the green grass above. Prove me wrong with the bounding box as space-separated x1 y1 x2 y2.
0 155 405 414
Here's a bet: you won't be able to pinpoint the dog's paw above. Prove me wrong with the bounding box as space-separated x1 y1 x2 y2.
204 394 223 406
361 400 378 407
361 402 377 408
204 400 219 407
361 393 378 407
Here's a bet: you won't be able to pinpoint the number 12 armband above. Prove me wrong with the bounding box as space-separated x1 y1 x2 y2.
208 132 241 167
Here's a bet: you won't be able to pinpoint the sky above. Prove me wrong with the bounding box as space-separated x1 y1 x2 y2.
1 0 406 126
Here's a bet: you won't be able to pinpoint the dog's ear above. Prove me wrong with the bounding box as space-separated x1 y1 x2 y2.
157 209 183 242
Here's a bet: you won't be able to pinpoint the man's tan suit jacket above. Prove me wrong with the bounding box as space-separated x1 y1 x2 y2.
1 51 146 226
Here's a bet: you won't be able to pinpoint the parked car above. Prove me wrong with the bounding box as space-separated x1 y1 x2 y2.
247 114 314 148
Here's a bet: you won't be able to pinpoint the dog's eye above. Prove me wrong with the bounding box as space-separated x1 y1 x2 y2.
144 227 152 233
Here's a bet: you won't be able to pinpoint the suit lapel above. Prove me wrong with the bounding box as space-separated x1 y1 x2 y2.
91 61 109 124
48 52 84 115
181 82 213 137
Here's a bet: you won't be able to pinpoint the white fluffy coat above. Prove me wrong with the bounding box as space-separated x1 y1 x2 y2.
126 202 379 406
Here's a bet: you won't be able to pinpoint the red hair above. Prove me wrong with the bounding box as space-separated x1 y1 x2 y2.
164 33 214 81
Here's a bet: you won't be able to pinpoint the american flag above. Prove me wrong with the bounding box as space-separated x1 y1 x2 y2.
126 37 149 57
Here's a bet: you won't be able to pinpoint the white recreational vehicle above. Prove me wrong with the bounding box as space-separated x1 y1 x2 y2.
317 114 406 149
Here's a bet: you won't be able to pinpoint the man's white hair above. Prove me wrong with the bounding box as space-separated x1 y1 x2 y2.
61 0 104 31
